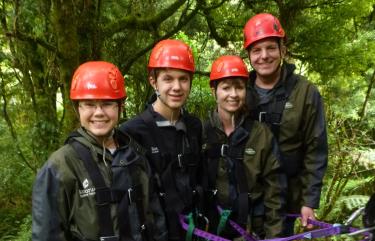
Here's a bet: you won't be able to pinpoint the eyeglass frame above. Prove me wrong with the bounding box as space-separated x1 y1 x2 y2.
78 100 120 112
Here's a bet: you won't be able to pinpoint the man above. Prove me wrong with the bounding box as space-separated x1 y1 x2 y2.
243 13 328 235
364 193 375 240
120 39 203 241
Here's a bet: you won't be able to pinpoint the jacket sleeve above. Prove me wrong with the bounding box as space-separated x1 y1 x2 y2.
32 162 69 241
301 85 328 209
262 135 287 238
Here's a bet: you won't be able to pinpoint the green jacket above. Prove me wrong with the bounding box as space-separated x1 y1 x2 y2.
32 127 167 241
202 111 286 238
246 63 328 213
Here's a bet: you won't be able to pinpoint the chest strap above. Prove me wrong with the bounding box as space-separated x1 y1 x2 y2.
140 109 201 239
256 75 298 138
70 140 117 240
204 119 253 226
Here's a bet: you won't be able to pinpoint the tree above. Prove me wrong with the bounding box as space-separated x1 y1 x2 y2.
0 0 375 239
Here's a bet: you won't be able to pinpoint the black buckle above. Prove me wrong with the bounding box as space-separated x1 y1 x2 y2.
259 112 282 125
258 111 266 122
140 224 147 232
127 188 133 203
221 144 228 157
100 236 118 241
177 154 183 168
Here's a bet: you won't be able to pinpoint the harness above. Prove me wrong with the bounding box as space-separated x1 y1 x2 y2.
251 74 298 139
68 132 151 241
248 72 305 178
139 109 202 239
203 117 254 236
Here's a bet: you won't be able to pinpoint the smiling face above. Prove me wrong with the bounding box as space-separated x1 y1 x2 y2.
214 78 246 114
248 37 285 81
150 68 192 112
78 100 120 141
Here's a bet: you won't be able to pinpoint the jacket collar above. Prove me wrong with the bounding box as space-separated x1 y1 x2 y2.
208 110 247 134
147 105 187 133
249 63 296 90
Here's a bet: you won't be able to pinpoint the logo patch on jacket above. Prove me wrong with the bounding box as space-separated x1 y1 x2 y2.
285 102 293 109
244 148 256 155
82 178 89 188
79 178 95 198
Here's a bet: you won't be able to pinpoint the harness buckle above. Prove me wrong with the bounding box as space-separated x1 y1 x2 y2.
177 153 183 168
140 224 147 231
100 236 119 241
212 189 218 196
127 188 133 203
259 111 267 122
221 144 229 157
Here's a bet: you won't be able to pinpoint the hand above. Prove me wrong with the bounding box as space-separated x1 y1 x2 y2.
301 206 315 229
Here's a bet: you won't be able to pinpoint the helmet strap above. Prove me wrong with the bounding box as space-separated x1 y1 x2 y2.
155 89 161 97
71 100 80 120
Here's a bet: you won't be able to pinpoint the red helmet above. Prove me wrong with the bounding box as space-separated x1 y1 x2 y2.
210 55 248 87
148 39 195 73
243 13 285 49
70 61 126 100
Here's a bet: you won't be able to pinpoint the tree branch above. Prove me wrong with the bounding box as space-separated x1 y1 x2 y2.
358 68 375 121
5 31 59 57
122 6 199 71
199 0 228 47
0 74 36 174
102 0 188 36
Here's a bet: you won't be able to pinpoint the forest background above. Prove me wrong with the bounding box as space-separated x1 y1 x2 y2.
0 0 375 240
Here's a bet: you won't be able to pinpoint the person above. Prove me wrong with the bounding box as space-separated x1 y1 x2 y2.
202 55 285 239
32 61 167 241
120 39 203 241
243 13 328 235
364 193 375 240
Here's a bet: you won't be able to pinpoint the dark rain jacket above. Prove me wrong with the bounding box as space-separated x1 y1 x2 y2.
202 111 286 238
120 105 203 241
246 63 328 213
32 127 167 241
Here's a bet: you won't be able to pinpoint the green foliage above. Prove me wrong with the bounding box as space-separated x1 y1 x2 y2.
1 215 32 241
1 0 375 238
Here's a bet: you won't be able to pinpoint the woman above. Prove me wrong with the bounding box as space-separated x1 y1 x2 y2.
202 55 285 239
32 61 166 241
120 39 203 241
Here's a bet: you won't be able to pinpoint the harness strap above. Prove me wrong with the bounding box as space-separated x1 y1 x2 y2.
217 209 231 235
204 119 254 231
115 143 153 241
256 75 298 139
186 213 195 241
179 214 231 241
140 108 201 239
70 141 116 239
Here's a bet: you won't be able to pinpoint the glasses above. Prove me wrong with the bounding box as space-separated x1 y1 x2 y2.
78 101 119 112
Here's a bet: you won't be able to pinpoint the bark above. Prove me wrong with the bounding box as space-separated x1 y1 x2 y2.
358 69 375 122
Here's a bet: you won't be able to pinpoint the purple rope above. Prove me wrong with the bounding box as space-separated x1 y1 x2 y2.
179 214 231 241
179 212 371 241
